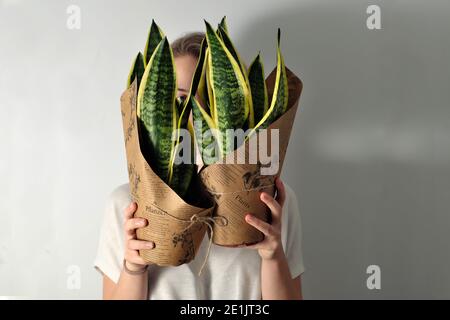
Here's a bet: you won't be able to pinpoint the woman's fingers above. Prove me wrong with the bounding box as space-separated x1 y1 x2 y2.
123 206 148 240
124 250 147 266
125 217 147 230
124 218 147 240
123 202 148 234
124 202 137 220
245 214 279 238
260 192 282 224
274 177 286 208
122 201 154 267
128 239 155 250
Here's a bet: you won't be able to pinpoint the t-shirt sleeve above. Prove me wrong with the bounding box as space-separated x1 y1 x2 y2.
93 184 130 284
282 185 306 279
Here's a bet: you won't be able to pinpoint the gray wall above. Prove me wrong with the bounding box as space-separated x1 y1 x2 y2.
0 0 449 299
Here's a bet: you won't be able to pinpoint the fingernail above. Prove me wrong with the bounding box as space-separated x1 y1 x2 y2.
146 242 154 248
137 220 145 227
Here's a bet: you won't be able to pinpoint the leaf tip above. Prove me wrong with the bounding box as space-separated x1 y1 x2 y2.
204 19 213 30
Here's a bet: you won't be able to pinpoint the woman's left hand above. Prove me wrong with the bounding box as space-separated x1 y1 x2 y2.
245 177 286 260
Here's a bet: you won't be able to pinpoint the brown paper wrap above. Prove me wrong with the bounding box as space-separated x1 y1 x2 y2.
199 67 303 246
120 80 215 266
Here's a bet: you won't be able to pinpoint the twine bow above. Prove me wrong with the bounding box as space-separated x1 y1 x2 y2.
171 211 228 276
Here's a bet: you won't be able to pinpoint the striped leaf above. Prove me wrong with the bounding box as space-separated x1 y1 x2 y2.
168 154 194 198
217 24 253 128
137 37 176 182
192 96 218 165
248 53 268 125
205 48 215 121
216 21 246 82
253 29 288 130
126 52 145 89
143 19 164 66
167 96 192 191
204 20 249 156
175 38 207 132
196 47 210 112
167 97 195 198
168 37 207 186
176 96 190 130
185 37 207 102
218 16 229 34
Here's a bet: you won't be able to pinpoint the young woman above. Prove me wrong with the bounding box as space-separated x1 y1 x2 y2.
94 32 305 300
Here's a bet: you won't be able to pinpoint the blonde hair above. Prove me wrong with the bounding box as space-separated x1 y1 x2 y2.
171 32 205 58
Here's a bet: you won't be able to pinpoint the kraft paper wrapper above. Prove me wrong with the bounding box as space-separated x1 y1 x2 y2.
120 80 214 266
199 67 303 246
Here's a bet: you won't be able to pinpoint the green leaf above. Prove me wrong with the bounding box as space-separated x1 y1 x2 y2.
204 48 216 121
248 53 268 125
204 20 249 156
168 37 207 185
167 96 190 185
216 24 254 128
192 96 218 165
253 28 288 130
176 37 207 132
176 96 190 130
126 52 145 89
143 19 164 66
196 47 210 111
185 37 207 102
218 16 229 35
167 96 195 198
137 37 176 182
168 156 194 198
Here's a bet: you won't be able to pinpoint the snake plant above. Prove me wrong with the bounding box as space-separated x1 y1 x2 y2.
252 29 288 130
126 20 204 199
192 17 289 165
126 52 145 89
124 18 290 194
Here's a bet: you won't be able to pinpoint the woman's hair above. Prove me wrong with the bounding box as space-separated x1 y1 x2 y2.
171 32 205 58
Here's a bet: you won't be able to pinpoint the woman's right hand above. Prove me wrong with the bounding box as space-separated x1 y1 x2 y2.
123 202 154 272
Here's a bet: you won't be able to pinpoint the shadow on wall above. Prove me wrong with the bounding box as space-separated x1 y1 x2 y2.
231 0 450 299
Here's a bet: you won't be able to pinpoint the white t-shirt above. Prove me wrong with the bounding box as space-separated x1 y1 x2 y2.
94 182 305 299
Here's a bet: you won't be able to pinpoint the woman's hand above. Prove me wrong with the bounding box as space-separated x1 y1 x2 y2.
103 202 153 299
245 178 302 299
123 202 155 272
245 177 286 260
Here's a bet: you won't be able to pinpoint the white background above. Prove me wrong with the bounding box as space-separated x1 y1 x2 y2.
1 0 449 299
